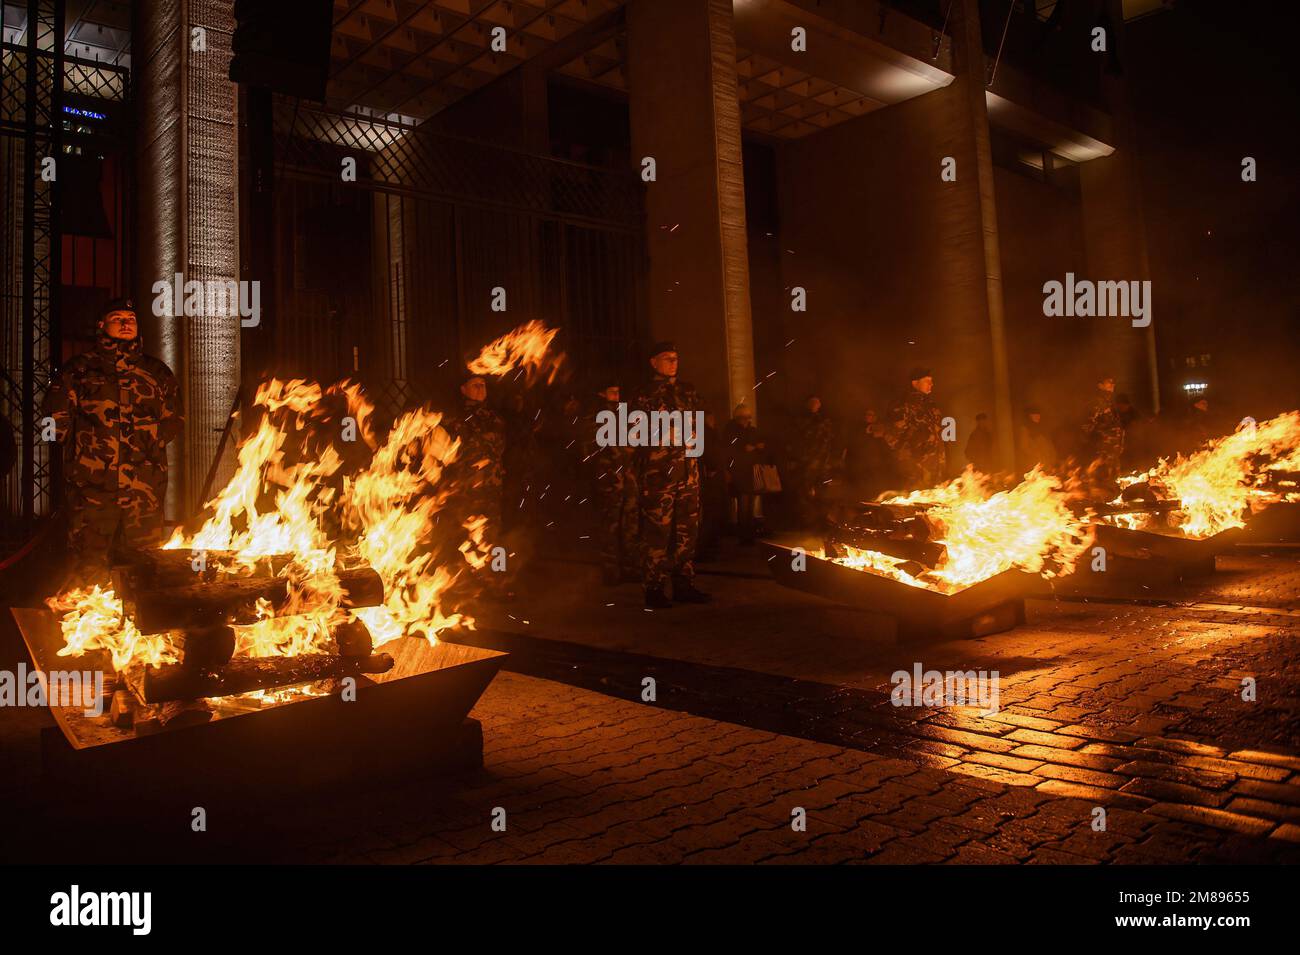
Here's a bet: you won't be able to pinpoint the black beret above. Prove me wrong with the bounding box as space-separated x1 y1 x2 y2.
649 341 677 359
908 367 932 382
101 297 136 318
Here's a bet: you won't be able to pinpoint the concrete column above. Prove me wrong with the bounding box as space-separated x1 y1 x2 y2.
626 0 756 418
951 0 1015 469
134 0 241 517
1079 0 1159 412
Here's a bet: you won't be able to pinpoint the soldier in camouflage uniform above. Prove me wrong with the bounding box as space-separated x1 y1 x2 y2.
634 342 710 609
789 394 838 529
447 373 507 555
1082 374 1125 491
890 367 946 489
583 380 639 585
44 298 183 581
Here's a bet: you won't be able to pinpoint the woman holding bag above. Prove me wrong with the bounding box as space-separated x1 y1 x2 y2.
724 404 771 545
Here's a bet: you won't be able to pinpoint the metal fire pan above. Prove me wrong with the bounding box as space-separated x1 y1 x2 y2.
762 542 1027 640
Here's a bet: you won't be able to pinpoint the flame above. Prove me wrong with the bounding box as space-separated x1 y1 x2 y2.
1114 411 1300 538
467 320 563 384
50 376 485 671
345 406 473 646
821 468 1093 594
46 586 179 669
458 515 492 571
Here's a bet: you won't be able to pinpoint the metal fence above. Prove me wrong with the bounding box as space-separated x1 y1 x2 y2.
267 99 646 418
0 0 63 545
0 0 131 548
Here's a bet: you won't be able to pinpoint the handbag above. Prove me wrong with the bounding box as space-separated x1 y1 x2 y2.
752 463 782 494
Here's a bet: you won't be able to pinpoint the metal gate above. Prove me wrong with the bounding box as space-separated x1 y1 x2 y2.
0 0 63 545
265 99 646 417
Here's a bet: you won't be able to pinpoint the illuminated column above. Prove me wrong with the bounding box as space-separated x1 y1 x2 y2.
134 0 241 517
626 0 756 418
952 0 1015 469
1079 0 1159 411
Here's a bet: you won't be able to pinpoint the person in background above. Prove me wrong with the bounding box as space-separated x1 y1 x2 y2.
582 380 639 585
501 391 540 531
44 298 183 581
634 342 710 608
890 367 946 489
1081 374 1125 492
724 404 764 545
1178 395 1216 452
1016 404 1057 474
538 391 584 522
446 372 508 593
787 394 838 529
697 411 727 562
964 413 996 473
1114 391 1148 470
845 408 895 500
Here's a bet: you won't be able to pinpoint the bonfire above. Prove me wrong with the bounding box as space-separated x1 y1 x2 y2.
45 322 563 680
1108 410 1300 539
819 468 1094 595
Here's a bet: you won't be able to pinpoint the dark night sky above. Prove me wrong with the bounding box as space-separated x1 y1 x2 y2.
1126 0 1300 417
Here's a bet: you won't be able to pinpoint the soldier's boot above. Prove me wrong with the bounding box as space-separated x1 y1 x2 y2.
671 576 712 604
644 585 672 609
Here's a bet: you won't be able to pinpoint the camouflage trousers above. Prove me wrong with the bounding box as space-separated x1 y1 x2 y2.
457 478 507 591
593 470 639 576
794 464 830 528
462 480 503 538
1090 450 1123 495
901 448 946 490
66 486 164 583
639 458 700 589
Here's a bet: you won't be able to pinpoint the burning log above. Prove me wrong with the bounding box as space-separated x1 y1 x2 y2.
178 623 237 670
827 504 947 567
825 526 946 567
133 699 214 735
140 652 394 704
108 688 134 728
1091 499 1183 518
332 618 373 657
848 502 928 525
115 550 294 591
1119 480 1160 503
128 567 384 634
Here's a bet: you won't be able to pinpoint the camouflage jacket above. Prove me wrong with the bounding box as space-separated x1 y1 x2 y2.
582 399 634 476
44 334 182 498
632 374 704 479
450 399 506 488
1083 393 1125 458
791 411 838 475
891 389 944 462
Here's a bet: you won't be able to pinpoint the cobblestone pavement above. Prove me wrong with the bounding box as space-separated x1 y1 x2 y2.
255 668 1300 865
2 543 1299 864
